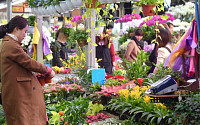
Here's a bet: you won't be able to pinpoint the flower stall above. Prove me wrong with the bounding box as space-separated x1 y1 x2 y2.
1 0 200 125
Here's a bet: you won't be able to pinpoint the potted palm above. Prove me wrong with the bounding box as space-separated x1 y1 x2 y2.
135 0 164 16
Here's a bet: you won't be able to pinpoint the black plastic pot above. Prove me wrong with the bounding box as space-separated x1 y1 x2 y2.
101 96 112 105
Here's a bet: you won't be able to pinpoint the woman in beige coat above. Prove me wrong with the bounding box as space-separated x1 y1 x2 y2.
124 28 144 61
0 16 55 125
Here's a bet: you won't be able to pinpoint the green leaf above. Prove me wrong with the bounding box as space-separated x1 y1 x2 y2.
141 112 150 119
86 28 91 33
92 21 95 26
129 107 142 115
146 114 154 121
114 104 122 111
95 27 99 30
150 116 156 123
92 42 98 46
120 107 130 117
157 117 162 124
161 15 169 20
87 37 91 43
115 4 118 10
112 8 115 13
155 110 162 117
88 49 92 53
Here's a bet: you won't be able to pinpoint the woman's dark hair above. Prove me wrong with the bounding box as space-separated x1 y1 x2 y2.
103 24 114 33
166 22 173 28
106 24 113 29
134 28 144 36
0 16 28 39
157 27 171 48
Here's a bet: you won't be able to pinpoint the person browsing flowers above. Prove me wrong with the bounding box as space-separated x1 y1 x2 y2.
0 16 55 125
124 28 144 61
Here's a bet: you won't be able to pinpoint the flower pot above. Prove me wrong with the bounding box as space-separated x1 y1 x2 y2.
38 78 46 86
142 4 155 17
95 26 104 35
45 77 52 83
77 39 87 47
85 0 105 8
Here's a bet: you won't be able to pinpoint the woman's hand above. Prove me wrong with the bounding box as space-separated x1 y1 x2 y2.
49 70 55 78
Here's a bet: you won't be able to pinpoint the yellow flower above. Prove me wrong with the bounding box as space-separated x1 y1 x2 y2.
119 89 124 97
143 96 150 104
160 103 167 110
134 92 141 99
134 86 140 92
141 86 148 92
124 89 129 95
130 91 135 97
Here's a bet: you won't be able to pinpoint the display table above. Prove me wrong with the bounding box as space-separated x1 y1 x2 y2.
51 73 78 83
145 94 191 109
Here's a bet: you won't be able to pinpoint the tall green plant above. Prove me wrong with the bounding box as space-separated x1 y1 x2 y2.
122 50 150 81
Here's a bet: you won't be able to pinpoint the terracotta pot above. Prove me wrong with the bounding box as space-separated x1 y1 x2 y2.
45 77 52 83
77 39 87 47
38 78 45 86
142 4 155 17
129 33 134 37
85 0 105 8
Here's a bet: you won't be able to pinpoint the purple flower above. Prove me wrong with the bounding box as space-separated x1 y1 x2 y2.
37 2 40 7
144 43 155 52
66 80 70 84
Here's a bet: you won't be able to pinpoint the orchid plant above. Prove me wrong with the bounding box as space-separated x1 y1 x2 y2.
115 13 141 23
167 2 195 23
71 16 86 24
139 13 175 27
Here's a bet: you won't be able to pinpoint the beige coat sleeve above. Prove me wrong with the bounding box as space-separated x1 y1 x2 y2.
3 41 47 74
124 40 140 61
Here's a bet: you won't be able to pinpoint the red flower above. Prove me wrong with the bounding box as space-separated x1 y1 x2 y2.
137 78 143 87
105 74 113 79
114 75 125 80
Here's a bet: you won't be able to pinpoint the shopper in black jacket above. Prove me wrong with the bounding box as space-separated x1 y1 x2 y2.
52 29 68 67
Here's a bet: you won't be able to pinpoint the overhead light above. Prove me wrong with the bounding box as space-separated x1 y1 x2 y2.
0 0 26 10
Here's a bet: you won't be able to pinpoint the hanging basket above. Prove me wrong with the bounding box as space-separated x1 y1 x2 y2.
142 4 155 17
85 0 105 8
77 39 87 47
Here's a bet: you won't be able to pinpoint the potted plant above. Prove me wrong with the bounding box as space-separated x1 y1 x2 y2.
62 24 76 47
134 0 164 16
74 29 89 47
85 0 105 8
95 19 106 35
